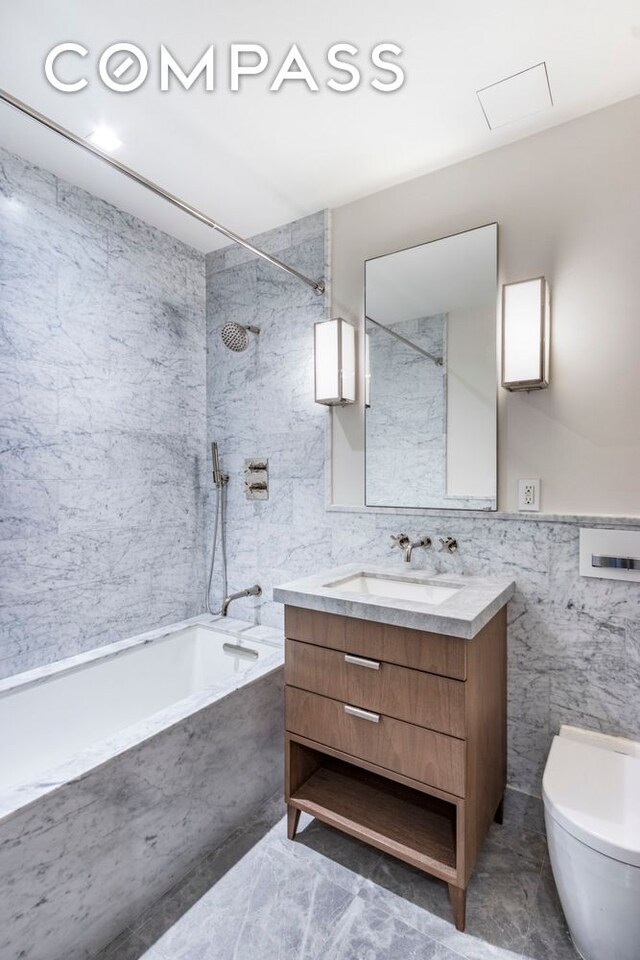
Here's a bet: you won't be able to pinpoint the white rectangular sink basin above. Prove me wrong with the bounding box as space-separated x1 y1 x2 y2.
325 573 460 605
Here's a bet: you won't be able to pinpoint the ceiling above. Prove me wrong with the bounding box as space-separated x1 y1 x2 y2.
1 0 639 252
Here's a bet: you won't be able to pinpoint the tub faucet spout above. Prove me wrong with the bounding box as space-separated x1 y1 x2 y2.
221 584 262 617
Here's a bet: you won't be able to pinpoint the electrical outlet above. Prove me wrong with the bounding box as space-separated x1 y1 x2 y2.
518 478 540 512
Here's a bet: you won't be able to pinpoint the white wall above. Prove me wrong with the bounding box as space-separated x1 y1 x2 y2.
446 306 496 500
331 95 640 516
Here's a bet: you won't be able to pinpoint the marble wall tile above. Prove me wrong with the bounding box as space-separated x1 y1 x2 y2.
53 268 113 364
367 314 448 507
109 431 204 484
507 718 551 798
204 245 227 276
58 361 151 432
0 147 206 679
0 359 58 426
5 534 90 593
0 189 109 279
150 479 204 526
57 178 141 237
58 479 152 532
0 424 114 482
108 228 188 295
150 563 205 625
0 586 105 674
204 217 330 626
107 283 203 366
0 146 57 204
291 210 327 245
626 618 640 673
206 259 258 319
0 249 59 363
549 655 640 739
0 480 58 541
223 221 294 269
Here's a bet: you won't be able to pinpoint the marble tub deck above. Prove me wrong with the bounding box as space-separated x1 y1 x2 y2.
94 788 576 960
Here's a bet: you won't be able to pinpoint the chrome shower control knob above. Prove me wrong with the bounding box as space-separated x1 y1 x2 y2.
439 537 458 553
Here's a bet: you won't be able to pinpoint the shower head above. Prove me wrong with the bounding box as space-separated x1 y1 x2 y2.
220 322 260 352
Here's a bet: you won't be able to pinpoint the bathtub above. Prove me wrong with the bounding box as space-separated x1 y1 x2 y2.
0 615 284 960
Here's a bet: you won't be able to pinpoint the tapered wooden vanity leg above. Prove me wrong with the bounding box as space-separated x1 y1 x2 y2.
287 804 301 840
494 794 505 825
448 884 466 932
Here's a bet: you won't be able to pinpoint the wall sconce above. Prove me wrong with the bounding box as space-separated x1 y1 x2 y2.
501 277 550 391
314 317 356 405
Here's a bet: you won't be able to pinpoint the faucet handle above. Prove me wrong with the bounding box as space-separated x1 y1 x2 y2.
390 533 410 549
439 537 458 553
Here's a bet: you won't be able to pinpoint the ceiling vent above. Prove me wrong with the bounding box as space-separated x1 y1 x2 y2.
477 62 553 129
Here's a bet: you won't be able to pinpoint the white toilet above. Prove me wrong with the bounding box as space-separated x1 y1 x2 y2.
543 725 640 960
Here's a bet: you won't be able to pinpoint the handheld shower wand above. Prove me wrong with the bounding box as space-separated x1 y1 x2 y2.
211 441 228 488
206 441 229 615
206 442 261 618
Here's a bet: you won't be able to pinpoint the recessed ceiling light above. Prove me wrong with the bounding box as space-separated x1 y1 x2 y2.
86 126 122 152
477 62 553 130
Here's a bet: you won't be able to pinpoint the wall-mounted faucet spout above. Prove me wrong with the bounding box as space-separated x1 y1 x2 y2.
390 533 432 564
222 584 262 617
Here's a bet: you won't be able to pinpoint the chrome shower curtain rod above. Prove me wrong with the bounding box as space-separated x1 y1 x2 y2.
0 88 325 295
366 315 443 366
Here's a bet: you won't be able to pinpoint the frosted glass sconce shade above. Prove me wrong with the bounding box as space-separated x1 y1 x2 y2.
501 277 550 391
314 318 356 405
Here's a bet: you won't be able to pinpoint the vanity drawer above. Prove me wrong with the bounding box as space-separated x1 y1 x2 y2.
285 686 466 797
285 638 466 738
285 607 467 680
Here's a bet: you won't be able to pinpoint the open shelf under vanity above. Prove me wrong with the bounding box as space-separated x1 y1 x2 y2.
287 738 458 880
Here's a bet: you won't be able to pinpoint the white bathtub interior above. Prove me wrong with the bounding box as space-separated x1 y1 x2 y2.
0 623 280 794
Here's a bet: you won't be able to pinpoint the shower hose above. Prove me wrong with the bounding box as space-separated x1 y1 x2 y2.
206 481 228 616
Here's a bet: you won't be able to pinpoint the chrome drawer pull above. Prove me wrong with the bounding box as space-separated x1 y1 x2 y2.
344 654 380 670
344 704 380 723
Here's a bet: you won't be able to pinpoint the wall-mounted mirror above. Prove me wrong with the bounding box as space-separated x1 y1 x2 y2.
365 223 498 510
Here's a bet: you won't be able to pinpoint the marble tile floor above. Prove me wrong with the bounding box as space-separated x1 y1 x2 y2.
93 787 576 960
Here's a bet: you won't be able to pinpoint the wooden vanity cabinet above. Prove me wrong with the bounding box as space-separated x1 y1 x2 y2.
283 604 507 932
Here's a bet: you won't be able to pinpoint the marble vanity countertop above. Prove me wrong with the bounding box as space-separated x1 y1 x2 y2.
273 563 515 639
